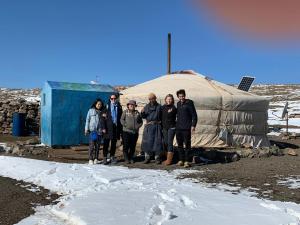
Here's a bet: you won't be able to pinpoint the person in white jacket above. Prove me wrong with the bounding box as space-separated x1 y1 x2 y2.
85 98 106 165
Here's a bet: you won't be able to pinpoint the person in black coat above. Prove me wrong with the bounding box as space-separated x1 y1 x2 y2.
161 94 177 166
176 89 198 168
102 93 123 164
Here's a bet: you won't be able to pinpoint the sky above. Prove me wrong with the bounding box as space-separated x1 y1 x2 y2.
0 0 300 88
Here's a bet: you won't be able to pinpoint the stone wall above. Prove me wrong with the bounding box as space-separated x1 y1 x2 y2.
0 88 40 135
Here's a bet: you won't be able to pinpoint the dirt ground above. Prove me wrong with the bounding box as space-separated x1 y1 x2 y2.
1 134 300 218
0 176 60 225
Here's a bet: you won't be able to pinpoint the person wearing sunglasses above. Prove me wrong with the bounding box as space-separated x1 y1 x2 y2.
102 93 123 164
141 93 163 164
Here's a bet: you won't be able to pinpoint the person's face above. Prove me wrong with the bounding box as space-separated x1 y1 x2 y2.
178 94 186 102
128 104 135 111
96 101 102 110
149 97 156 104
165 96 173 105
110 95 117 103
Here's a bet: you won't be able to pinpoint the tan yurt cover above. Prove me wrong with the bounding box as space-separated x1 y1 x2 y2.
120 71 270 148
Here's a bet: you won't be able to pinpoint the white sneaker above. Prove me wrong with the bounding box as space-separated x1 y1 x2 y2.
88 160 94 165
94 159 99 164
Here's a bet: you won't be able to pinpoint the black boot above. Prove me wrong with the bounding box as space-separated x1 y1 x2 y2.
144 154 151 164
123 151 130 164
184 149 190 163
155 155 162 164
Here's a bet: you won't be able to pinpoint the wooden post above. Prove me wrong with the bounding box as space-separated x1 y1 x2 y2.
167 33 171 74
286 111 289 136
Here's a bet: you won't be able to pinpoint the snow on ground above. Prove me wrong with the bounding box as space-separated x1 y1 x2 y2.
0 156 300 225
278 176 300 190
0 142 11 153
267 99 300 135
24 96 41 103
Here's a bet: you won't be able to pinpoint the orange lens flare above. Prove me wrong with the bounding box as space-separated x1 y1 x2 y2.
195 0 300 40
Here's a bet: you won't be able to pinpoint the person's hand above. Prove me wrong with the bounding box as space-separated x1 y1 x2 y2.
168 108 173 113
102 113 107 118
191 127 196 133
85 131 89 136
102 129 106 134
141 107 145 113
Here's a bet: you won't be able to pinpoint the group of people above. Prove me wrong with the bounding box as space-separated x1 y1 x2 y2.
84 89 198 168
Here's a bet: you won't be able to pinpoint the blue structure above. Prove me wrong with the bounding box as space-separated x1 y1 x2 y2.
41 81 115 146
12 113 26 136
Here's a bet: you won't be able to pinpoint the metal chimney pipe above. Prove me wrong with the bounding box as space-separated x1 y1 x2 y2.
167 33 171 74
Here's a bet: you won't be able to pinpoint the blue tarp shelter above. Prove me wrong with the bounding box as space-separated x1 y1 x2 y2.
41 81 115 146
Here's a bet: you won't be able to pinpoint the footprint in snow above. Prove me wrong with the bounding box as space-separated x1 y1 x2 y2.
180 195 197 209
47 167 57 175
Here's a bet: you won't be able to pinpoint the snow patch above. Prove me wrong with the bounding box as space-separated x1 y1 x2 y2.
0 156 299 225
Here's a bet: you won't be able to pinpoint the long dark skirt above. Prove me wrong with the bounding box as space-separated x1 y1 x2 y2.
141 124 163 154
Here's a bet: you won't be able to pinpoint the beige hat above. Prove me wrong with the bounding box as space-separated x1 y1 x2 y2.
127 100 137 106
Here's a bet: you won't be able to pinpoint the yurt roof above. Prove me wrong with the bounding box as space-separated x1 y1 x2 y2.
121 70 264 102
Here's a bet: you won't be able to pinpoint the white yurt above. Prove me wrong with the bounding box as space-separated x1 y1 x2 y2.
120 71 270 148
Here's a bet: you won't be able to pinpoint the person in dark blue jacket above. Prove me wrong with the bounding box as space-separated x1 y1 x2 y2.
176 89 198 168
141 93 163 164
103 93 123 164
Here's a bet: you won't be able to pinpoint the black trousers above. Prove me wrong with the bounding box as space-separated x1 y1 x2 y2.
103 124 117 157
162 128 176 152
123 131 138 160
89 139 101 160
103 138 117 158
176 129 191 162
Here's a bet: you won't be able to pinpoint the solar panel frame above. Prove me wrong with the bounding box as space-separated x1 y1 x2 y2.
237 76 255 92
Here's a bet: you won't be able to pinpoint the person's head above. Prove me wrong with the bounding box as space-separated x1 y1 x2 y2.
127 100 137 111
165 94 174 106
91 98 104 110
148 93 157 105
109 93 118 104
176 89 186 102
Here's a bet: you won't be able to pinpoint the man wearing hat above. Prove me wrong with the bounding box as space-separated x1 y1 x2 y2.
120 100 143 164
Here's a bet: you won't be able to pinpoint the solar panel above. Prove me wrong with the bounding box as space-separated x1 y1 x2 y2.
281 101 289 119
237 76 255 92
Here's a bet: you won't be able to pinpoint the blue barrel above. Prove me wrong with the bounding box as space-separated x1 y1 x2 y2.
12 113 26 136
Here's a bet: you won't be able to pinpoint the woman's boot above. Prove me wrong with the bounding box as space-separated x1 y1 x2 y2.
163 152 174 166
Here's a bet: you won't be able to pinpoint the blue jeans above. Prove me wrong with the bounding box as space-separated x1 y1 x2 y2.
163 128 176 152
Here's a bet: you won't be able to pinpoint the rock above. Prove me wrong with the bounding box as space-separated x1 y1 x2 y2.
18 98 26 104
258 149 272 158
236 149 254 158
25 137 40 145
287 149 298 156
0 145 4 152
11 145 21 155
31 148 46 155
269 146 284 156
282 135 290 140
0 115 5 122
231 153 240 162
